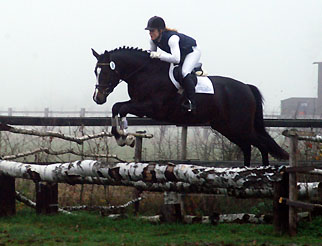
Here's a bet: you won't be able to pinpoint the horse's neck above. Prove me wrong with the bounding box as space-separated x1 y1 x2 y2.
112 51 150 80
111 49 171 94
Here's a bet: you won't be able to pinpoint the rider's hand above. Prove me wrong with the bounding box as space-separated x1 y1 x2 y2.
150 51 161 59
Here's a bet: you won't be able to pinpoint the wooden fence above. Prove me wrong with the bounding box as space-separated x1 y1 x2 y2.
281 129 322 235
2 115 322 161
0 116 321 236
2 115 322 127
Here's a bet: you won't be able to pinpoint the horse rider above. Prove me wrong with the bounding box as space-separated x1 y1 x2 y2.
145 16 201 112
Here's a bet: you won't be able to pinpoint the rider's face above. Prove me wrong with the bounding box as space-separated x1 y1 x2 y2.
149 29 160 41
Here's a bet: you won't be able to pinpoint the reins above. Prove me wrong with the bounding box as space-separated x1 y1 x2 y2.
96 56 150 82
95 49 152 95
122 60 150 81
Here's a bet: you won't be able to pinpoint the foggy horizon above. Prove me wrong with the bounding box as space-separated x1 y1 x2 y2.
1 0 322 115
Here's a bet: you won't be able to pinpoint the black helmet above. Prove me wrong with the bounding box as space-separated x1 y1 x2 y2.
145 16 165 30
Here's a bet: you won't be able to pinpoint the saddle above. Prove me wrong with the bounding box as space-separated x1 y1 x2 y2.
169 64 214 95
173 63 207 85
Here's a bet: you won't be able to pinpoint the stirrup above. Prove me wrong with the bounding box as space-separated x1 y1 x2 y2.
193 63 208 77
182 100 196 112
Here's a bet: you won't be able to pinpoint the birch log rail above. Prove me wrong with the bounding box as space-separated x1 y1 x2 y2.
0 160 320 197
0 160 283 190
0 159 321 233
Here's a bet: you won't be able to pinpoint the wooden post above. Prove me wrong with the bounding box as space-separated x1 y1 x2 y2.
134 130 145 215
8 107 13 116
162 126 187 222
273 171 289 233
134 131 145 162
161 191 182 223
289 135 298 236
181 126 188 160
180 126 188 216
0 174 16 216
80 108 86 117
44 108 49 117
79 124 85 204
36 182 58 214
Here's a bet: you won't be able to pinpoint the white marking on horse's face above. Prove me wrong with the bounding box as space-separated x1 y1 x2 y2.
93 88 98 101
93 67 102 102
96 67 102 83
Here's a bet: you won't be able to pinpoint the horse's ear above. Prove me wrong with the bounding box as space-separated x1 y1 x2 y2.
91 48 100 60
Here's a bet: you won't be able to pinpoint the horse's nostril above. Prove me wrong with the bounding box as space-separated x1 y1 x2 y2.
93 92 107 105
93 92 98 103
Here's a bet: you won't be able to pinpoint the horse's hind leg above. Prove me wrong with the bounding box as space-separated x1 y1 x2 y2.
258 148 269 166
233 131 270 166
250 135 270 166
237 143 251 167
225 136 252 167
241 145 252 167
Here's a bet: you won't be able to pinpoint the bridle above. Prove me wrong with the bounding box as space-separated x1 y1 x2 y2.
95 62 121 96
95 58 150 94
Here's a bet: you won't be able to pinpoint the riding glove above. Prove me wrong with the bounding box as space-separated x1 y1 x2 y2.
150 51 161 59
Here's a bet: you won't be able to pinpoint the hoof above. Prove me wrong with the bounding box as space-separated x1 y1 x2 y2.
125 135 135 147
116 137 126 147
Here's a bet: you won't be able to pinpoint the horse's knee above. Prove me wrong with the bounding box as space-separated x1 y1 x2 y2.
112 103 124 116
118 105 130 118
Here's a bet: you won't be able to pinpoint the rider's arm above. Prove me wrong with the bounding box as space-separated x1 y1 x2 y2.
159 35 181 64
149 40 157 51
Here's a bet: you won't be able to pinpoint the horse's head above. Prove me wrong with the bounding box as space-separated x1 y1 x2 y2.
92 48 121 105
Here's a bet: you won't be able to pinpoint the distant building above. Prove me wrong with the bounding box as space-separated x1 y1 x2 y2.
280 62 322 118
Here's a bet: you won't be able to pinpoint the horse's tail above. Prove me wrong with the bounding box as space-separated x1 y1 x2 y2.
247 84 289 160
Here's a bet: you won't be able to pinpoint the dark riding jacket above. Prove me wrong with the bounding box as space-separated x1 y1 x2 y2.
153 31 197 63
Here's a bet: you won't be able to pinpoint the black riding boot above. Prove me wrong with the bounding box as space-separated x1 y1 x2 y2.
182 73 197 112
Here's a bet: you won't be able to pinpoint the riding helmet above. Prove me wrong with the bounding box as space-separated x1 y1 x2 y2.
145 16 166 30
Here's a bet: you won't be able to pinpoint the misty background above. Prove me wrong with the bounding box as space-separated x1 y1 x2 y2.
1 0 322 115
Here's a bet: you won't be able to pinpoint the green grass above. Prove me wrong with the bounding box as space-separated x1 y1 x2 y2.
0 209 321 246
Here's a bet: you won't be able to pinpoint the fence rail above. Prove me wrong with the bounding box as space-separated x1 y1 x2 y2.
1 108 111 117
1 116 322 127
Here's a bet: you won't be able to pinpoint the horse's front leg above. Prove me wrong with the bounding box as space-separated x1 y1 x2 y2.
111 101 135 147
111 100 154 147
111 115 135 147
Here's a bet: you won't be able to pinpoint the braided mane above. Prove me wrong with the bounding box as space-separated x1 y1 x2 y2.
108 46 150 57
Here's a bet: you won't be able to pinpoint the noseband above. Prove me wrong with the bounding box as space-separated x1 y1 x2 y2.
95 84 110 96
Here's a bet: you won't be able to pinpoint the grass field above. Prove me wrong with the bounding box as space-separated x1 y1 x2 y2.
0 209 321 246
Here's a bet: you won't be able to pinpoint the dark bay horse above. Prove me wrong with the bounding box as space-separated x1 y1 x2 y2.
92 47 289 166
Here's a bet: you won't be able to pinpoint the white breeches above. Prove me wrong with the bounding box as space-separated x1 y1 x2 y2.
182 46 201 77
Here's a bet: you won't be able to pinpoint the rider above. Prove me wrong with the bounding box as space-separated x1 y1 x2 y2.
145 16 201 112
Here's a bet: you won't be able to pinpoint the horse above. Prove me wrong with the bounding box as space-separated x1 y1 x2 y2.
91 47 289 166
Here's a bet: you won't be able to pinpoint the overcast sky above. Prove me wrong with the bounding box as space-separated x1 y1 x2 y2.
1 0 322 114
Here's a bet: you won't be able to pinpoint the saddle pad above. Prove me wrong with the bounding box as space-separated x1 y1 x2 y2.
169 63 214 94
